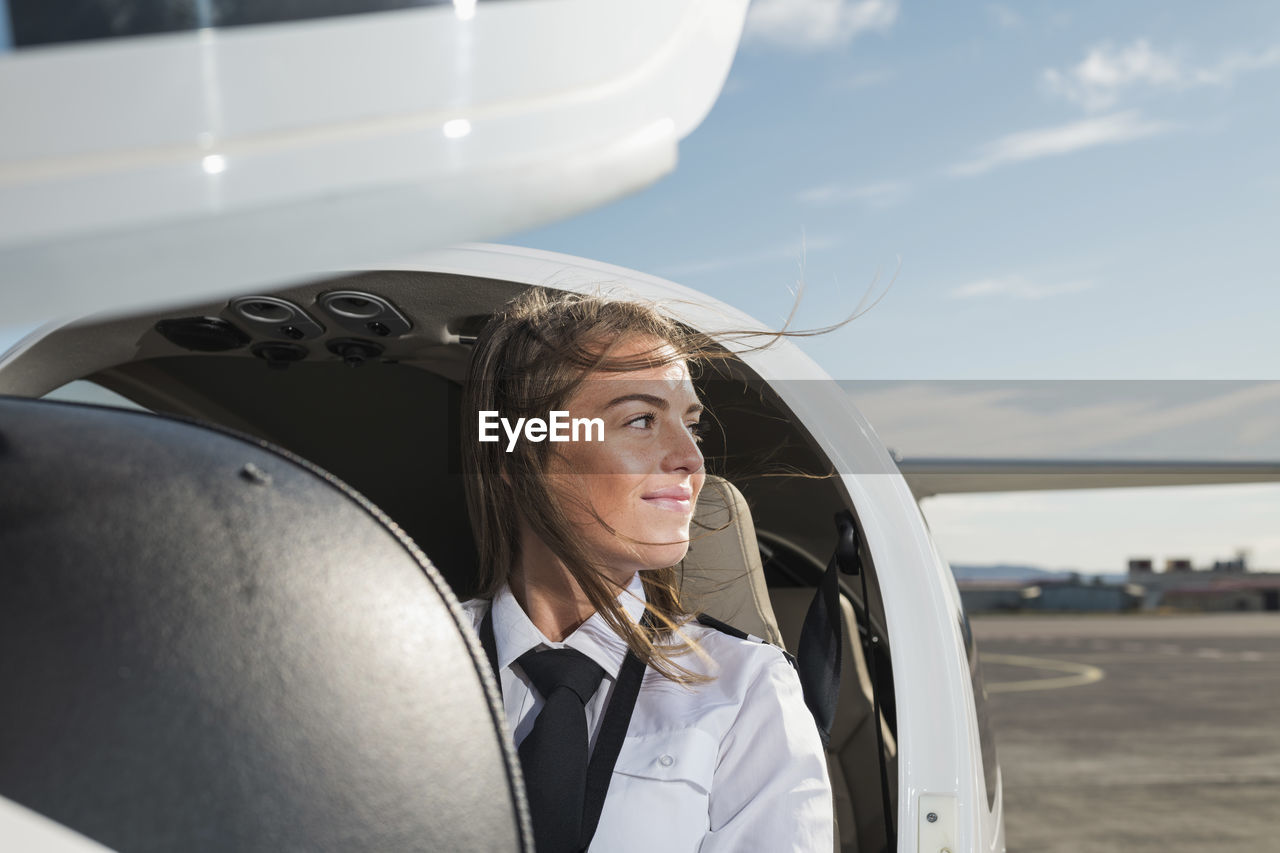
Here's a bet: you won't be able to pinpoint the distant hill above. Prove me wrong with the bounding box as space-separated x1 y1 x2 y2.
949 564 1129 584
950 564 1070 582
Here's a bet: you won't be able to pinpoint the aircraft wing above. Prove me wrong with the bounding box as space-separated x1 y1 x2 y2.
897 457 1280 500
0 0 749 329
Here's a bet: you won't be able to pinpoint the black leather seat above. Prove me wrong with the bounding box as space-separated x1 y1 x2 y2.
0 396 531 853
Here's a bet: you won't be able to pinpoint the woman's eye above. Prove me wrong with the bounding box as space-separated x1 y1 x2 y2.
686 421 706 443
625 413 656 429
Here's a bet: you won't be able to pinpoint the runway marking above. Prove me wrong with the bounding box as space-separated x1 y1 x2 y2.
981 653 1106 693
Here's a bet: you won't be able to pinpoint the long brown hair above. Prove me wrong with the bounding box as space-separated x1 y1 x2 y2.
461 282 874 681
462 288 728 681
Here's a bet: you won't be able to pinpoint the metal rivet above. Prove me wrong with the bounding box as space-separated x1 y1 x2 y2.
926 812 938 823
658 754 674 767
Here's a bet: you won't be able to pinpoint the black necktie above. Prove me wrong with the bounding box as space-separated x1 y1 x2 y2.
516 647 607 853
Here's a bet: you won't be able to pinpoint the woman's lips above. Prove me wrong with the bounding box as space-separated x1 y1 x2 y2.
642 496 691 512
642 486 693 513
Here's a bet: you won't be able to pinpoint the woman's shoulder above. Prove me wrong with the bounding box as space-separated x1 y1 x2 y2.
668 614 797 691
679 613 792 658
632 615 809 746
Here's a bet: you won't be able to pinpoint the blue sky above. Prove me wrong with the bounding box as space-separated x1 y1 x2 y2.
512 0 1280 381
506 0 1280 572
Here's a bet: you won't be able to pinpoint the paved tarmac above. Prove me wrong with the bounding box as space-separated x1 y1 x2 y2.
971 613 1280 853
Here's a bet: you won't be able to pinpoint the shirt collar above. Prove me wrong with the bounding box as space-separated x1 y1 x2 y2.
491 572 647 680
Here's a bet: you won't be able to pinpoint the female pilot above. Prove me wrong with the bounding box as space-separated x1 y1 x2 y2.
459 288 833 853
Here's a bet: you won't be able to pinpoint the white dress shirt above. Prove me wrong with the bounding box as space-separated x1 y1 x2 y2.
461 574 834 853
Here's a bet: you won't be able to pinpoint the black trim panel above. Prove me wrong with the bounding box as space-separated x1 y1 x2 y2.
8 0 457 48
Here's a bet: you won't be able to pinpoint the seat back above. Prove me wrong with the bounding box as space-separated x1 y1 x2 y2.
681 478 898 853
678 476 784 646
772 588 897 853
0 396 531 853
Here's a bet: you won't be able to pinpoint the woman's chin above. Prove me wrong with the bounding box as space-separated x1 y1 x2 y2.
600 523 692 572
636 540 691 571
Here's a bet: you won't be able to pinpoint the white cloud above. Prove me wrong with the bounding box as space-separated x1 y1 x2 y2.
1044 39 1179 111
923 484 1280 573
848 381 1280 459
851 381 1280 571
1192 44 1280 85
1044 39 1280 111
949 275 1094 300
745 0 899 50
796 180 908 207
947 111 1174 177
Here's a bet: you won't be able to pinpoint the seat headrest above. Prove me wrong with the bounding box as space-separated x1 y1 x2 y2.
678 476 784 647
0 396 531 853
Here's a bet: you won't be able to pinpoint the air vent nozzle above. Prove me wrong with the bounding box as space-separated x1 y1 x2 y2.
319 291 412 338
327 338 384 367
155 317 250 352
252 342 309 369
229 296 325 341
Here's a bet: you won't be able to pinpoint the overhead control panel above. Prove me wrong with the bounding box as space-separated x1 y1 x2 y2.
318 291 413 339
229 296 326 341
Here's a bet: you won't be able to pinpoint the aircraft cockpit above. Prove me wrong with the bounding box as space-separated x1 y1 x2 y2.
0 245 904 852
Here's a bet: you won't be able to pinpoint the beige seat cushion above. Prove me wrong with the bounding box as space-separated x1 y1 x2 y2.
678 476 784 647
680 477 896 853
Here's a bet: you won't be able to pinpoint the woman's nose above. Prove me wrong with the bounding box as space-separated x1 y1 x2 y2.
664 424 704 473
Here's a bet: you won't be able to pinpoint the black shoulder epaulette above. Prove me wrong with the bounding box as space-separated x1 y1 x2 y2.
695 613 799 670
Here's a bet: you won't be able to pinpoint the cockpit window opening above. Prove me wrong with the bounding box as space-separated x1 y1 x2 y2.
41 379 152 413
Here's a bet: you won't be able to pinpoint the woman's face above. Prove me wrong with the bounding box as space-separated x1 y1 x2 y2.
547 335 706 578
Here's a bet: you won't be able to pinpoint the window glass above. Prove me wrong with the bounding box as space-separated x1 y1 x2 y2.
42 380 151 413
958 605 1000 812
8 0 453 48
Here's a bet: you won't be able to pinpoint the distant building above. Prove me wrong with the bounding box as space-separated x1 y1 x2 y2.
957 581 1035 613
957 577 1141 614
1031 579 1142 613
958 557 1280 614
1123 553 1280 612
1163 578 1280 612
